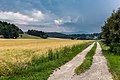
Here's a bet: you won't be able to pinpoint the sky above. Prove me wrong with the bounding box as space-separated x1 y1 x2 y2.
0 0 120 33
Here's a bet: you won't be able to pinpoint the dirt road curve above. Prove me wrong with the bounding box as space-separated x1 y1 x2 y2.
48 42 95 80
72 42 113 80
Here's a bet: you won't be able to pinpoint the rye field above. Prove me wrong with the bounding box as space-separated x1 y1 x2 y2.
0 39 91 79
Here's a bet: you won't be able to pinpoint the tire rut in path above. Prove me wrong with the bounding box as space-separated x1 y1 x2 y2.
48 42 95 80
72 42 113 80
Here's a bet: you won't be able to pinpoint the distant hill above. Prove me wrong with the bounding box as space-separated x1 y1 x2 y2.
46 32 69 39
24 30 100 40
46 32 100 40
67 33 100 40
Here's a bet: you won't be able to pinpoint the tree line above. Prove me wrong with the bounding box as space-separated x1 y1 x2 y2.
0 21 48 39
101 9 120 55
0 21 23 38
27 30 48 39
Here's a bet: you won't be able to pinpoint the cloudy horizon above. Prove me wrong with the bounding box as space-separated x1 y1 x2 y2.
0 0 120 33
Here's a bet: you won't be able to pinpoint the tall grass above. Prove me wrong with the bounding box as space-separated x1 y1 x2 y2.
75 42 96 75
0 42 92 80
0 39 91 77
100 42 120 80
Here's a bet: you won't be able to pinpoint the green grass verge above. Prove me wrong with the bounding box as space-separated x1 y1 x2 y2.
0 42 93 80
75 42 97 75
18 34 41 39
100 42 120 80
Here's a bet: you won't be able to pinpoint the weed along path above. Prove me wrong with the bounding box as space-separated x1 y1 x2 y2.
72 42 113 80
48 42 95 80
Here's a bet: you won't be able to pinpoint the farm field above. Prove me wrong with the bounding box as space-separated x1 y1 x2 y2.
0 39 91 79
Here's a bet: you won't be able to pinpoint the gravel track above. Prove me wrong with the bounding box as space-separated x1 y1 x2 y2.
72 42 113 80
48 42 95 80
48 42 112 80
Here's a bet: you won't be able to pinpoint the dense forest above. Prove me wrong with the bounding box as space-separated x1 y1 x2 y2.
27 30 48 39
0 21 23 38
102 9 120 55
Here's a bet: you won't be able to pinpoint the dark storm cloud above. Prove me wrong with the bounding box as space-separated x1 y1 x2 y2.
0 0 120 33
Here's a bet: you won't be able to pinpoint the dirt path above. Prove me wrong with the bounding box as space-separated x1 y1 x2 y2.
48 42 95 80
72 42 113 80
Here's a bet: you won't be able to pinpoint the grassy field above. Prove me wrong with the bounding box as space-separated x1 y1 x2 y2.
18 34 41 39
100 42 120 80
0 39 92 80
75 42 97 75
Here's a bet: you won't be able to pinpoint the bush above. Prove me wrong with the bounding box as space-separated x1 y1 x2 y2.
110 43 120 55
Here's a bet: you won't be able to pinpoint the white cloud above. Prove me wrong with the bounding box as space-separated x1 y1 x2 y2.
0 11 34 24
0 10 80 32
0 10 46 25
31 10 45 21
54 19 63 25
54 16 80 26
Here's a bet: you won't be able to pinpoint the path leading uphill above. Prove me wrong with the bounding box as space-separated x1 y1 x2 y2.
48 42 95 80
72 42 113 80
